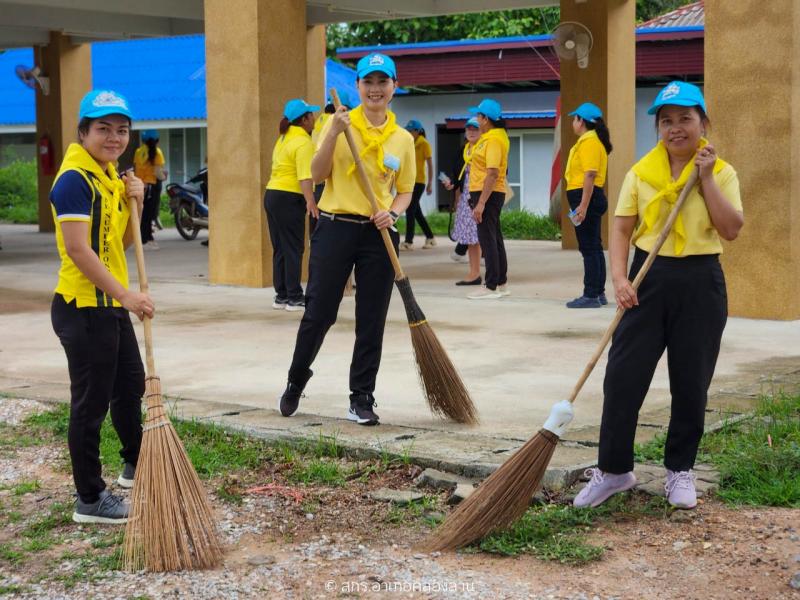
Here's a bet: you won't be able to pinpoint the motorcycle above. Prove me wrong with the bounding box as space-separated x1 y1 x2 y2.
166 167 208 240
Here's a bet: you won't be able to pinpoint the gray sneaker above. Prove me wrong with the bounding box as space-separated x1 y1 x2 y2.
116 462 135 488
73 489 129 524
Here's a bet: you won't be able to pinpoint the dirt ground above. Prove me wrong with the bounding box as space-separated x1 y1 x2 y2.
0 397 798 600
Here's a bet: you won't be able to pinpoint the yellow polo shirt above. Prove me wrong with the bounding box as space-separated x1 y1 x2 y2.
266 126 314 195
316 115 416 216
413 136 432 184
311 113 331 146
564 130 607 190
133 145 165 185
615 163 742 257
469 128 509 193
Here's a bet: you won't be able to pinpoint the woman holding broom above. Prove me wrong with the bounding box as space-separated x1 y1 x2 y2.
574 81 743 510
50 89 153 524
278 52 415 426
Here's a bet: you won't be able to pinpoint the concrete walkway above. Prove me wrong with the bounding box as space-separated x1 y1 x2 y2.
1 224 798 485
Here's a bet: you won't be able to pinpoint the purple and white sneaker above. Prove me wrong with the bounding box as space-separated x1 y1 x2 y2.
573 468 637 508
665 469 697 509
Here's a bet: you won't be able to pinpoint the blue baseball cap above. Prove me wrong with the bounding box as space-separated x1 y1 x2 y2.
568 102 603 123
356 53 397 79
284 98 320 122
141 129 159 141
465 117 480 129
648 81 706 115
468 98 502 121
405 119 424 131
78 90 133 121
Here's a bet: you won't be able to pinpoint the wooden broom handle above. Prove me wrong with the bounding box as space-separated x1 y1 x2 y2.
567 168 700 404
330 89 405 280
126 192 157 377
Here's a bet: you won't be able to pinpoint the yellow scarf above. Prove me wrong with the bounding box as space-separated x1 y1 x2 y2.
347 105 398 176
56 143 127 206
458 141 475 181
631 138 727 255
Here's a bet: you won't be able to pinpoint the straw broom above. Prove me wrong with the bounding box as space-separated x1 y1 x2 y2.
330 90 478 425
122 193 223 572
425 170 700 551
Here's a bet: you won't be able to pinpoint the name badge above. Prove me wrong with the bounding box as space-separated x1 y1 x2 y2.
383 154 400 172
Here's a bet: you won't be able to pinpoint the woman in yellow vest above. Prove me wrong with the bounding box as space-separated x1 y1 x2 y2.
278 53 415 426
466 98 511 300
400 119 435 250
132 129 166 250
564 102 613 308
265 98 320 311
50 90 154 524
574 82 744 510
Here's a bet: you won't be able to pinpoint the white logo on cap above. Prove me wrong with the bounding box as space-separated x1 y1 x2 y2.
92 91 128 110
661 83 681 101
368 55 385 67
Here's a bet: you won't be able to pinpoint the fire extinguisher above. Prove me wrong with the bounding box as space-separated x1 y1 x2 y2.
38 134 55 176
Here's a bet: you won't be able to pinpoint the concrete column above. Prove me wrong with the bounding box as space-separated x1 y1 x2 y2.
705 1 799 319
204 0 308 286
558 0 636 250
34 32 92 232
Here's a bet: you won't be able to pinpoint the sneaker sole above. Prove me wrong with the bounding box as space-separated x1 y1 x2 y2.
284 305 305 312
468 294 502 300
346 410 378 426
116 476 134 489
587 477 637 508
272 304 287 310
72 512 128 524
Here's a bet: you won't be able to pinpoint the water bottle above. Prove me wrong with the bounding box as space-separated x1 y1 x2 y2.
437 171 452 187
568 208 582 226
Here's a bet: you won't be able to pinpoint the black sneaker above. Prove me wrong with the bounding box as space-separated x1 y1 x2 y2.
285 298 305 312
278 369 312 417
347 394 379 426
116 462 135 488
73 490 129 524
272 296 288 310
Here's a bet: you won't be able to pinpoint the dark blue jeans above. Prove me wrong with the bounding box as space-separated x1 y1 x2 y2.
567 187 607 298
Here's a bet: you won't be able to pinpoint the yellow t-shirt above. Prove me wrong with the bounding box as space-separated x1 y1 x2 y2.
266 126 314 194
564 130 608 190
316 114 416 216
615 163 742 257
469 128 510 193
133 145 165 185
311 113 331 146
50 143 131 308
414 136 432 184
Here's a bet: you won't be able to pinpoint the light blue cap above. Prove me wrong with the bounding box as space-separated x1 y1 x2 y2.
468 98 502 121
465 117 480 129
357 53 397 79
568 102 603 123
141 129 159 141
284 98 320 122
78 90 133 121
405 119 424 131
648 81 706 115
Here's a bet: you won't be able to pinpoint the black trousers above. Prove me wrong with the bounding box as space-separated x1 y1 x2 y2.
264 189 306 302
598 249 728 474
469 191 507 290
140 183 161 244
567 187 607 298
51 294 144 503
404 183 434 243
288 216 399 395
454 243 468 256
309 183 325 234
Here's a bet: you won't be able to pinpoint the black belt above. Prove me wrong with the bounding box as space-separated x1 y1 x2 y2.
319 211 372 225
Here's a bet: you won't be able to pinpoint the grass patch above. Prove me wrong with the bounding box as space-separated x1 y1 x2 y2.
23 501 72 539
0 156 37 224
395 209 560 241
0 544 24 564
11 480 41 496
289 459 347 486
0 585 25 596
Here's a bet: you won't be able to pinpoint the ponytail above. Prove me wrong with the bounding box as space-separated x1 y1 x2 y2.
278 113 309 135
585 117 613 154
145 138 158 163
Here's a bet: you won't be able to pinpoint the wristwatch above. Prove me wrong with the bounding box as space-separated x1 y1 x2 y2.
389 210 399 223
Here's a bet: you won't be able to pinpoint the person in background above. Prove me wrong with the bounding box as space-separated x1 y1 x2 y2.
264 98 320 312
133 129 166 250
400 119 435 250
465 99 510 300
564 102 613 308
573 81 743 510
50 90 154 524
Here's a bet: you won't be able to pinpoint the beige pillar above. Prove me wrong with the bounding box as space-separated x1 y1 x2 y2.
204 0 308 286
34 32 92 232
705 1 799 319
559 0 636 250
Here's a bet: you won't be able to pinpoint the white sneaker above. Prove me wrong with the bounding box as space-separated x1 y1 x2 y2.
142 241 159 251
467 286 502 300
423 238 437 249
498 284 510 297
399 242 414 251
450 251 468 263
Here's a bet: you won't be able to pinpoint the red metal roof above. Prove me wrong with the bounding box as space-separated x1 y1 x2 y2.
639 1 704 29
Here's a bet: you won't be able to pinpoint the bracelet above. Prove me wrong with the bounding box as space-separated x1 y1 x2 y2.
389 210 399 222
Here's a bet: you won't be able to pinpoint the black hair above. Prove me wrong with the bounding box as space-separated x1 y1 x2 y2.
417 128 426 138
145 138 158 163
77 116 132 140
324 103 336 113
654 106 711 132
486 116 506 129
584 116 613 154
279 113 310 135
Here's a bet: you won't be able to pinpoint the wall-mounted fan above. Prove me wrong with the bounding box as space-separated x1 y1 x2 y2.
15 65 50 95
552 21 593 69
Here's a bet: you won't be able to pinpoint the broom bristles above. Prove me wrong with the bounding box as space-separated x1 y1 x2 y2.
122 376 223 572
423 429 559 551
395 277 479 425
